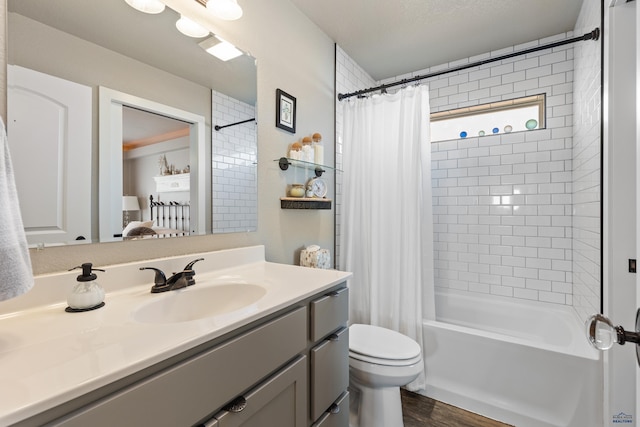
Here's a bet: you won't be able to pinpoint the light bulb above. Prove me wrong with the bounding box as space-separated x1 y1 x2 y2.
124 0 165 14
206 0 243 21
176 15 209 38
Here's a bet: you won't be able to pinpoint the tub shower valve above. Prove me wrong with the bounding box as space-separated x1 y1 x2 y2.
586 310 640 365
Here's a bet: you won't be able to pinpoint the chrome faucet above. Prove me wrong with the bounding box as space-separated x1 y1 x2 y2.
140 258 204 293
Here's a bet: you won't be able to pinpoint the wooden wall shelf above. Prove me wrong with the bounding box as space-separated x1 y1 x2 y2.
280 197 332 210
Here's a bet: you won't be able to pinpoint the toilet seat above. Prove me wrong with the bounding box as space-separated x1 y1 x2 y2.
349 324 422 366
349 350 423 366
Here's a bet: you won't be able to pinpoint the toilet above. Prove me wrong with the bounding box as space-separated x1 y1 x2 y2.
348 324 423 427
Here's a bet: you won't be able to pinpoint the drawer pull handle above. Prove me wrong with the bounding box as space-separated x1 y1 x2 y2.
328 403 340 414
328 333 340 341
327 291 340 297
223 396 247 413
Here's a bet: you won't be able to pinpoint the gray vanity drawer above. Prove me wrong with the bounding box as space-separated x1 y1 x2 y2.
310 287 348 342
214 355 307 427
52 307 308 427
311 391 349 427
310 327 349 421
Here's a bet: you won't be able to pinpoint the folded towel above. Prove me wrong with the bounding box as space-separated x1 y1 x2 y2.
0 118 33 301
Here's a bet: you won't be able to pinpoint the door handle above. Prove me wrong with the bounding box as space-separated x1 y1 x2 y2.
586 309 640 366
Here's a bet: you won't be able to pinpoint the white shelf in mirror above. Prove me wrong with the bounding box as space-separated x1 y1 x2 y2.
154 173 190 193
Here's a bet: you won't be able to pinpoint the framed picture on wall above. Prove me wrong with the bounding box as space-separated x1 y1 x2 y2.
276 89 296 133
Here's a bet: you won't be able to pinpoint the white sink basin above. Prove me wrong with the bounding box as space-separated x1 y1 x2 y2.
132 284 267 324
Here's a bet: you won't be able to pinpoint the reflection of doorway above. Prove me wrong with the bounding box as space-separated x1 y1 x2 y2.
122 107 191 224
8 65 92 245
98 87 205 242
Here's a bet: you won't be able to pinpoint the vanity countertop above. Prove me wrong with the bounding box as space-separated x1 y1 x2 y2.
0 246 351 426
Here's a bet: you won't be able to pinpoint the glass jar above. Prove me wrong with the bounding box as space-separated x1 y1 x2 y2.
289 184 305 198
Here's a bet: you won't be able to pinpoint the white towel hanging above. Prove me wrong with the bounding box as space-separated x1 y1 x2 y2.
0 118 33 301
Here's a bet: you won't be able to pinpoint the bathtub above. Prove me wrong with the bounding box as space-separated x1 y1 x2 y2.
421 289 603 427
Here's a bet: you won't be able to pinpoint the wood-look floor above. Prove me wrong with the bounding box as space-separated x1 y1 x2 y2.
401 389 514 427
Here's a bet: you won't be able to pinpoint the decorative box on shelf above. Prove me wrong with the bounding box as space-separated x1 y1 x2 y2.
154 173 190 193
280 197 332 210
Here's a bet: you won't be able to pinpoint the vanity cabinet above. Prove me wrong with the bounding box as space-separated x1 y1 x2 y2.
50 307 307 427
211 285 350 427
16 284 349 427
309 287 350 426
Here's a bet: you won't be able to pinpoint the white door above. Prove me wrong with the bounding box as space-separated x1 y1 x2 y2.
601 2 638 425
7 65 92 245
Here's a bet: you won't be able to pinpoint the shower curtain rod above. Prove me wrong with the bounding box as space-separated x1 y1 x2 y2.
337 27 600 101
214 117 256 131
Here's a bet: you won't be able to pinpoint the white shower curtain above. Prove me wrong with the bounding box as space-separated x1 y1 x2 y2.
339 85 434 391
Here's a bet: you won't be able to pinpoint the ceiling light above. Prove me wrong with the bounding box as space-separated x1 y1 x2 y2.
206 0 243 21
176 15 209 38
199 36 243 61
124 0 165 14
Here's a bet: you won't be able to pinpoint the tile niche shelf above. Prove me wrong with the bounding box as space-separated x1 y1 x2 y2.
276 157 335 210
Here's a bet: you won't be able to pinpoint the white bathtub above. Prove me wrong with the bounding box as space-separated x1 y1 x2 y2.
421 289 603 427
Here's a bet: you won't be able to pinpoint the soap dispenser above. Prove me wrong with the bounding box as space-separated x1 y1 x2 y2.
66 263 106 312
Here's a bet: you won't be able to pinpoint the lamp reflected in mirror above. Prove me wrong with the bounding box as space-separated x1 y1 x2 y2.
122 196 141 227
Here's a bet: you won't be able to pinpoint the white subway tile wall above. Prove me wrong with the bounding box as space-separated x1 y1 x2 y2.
336 5 600 316
212 90 258 233
431 109 574 305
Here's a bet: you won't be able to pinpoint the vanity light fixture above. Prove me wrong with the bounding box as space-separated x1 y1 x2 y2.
199 36 243 61
176 15 210 38
124 0 166 14
206 0 243 21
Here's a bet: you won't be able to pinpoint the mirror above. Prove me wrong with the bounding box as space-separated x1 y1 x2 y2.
98 85 208 242
7 0 258 246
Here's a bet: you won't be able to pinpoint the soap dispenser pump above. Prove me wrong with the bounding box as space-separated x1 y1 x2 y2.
66 263 106 312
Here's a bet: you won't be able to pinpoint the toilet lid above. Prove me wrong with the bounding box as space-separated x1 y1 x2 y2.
349 324 421 360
